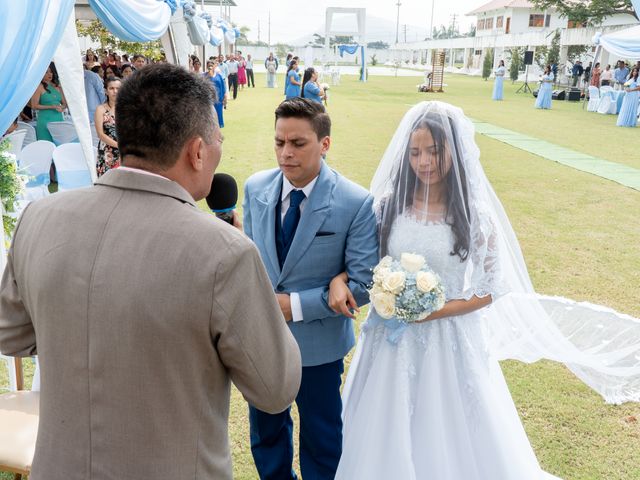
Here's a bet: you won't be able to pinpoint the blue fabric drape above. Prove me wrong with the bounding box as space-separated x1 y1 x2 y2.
88 0 172 42
338 45 359 57
0 0 74 137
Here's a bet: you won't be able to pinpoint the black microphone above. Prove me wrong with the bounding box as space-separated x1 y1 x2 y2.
206 173 238 225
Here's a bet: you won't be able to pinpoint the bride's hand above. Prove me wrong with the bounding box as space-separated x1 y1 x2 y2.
329 273 359 319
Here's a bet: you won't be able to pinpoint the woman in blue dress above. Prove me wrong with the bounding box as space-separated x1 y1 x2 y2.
616 67 640 127
534 65 553 109
285 60 301 99
492 60 506 101
203 60 227 128
301 68 325 104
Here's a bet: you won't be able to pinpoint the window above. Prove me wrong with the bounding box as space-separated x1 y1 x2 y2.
568 20 586 28
496 16 504 28
485 17 494 29
478 19 485 30
545 14 551 27
474 50 482 56
529 14 545 27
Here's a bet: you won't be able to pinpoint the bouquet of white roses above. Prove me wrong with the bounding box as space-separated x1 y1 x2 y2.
370 253 446 323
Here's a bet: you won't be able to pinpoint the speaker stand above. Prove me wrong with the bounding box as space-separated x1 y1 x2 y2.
516 65 533 94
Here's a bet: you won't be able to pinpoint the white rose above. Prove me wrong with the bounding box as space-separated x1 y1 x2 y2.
416 271 438 293
373 256 393 274
372 267 391 285
382 271 406 294
372 291 396 319
400 253 425 273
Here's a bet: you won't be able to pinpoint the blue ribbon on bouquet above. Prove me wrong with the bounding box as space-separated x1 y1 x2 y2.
363 310 408 345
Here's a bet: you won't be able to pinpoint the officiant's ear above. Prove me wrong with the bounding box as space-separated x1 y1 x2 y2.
185 136 205 171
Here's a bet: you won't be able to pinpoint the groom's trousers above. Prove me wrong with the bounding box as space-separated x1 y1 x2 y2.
249 359 344 480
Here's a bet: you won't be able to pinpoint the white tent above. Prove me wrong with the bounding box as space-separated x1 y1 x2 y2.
598 24 640 61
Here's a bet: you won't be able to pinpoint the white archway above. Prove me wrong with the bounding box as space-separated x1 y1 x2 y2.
324 7 367 81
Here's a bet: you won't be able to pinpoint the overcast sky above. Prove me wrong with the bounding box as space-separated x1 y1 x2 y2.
215 0 483 44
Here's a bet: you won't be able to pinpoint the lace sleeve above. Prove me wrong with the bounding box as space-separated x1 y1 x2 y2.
467 210 508 300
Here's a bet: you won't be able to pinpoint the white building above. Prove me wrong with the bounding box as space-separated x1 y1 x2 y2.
392 0 638 80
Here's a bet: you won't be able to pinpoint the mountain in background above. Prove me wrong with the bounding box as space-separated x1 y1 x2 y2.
289 14 431 46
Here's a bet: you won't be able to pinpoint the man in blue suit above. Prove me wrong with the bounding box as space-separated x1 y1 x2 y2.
243 98 378 480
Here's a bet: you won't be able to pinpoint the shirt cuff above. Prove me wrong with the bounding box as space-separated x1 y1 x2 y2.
290 292 304 322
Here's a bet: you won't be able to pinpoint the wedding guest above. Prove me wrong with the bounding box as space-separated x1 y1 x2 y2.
84 49 100 69
584 61 592 86
132 54 146 70
246 54 255 87
301 67 324 104
237 51 247 90
121 64 134 79
600 65 612 86
31 62 66 142
94 77 121 176
265 52 278 88
571 60 583 87
227 55 239 100
218 54 230 87
534 65 553 110
84 64 106 122
590 62 601 87
285 60 301 99
104 65 121 80
0 63 301 480
191 56 202 74
204 60 227 128
614 61 630 90
91 64 104 79
616 67 640 128
492 59 506 101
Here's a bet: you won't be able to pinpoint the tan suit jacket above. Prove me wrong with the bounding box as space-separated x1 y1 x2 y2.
0 169 301 479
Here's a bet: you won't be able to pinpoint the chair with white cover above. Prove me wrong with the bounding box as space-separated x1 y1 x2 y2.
597 94 617 114
587 86 600 112
1 130 26 159
90 123 99 147
600 85 613 95
52 143 93 191
0 356 39 480
18 140 55 202
16 122 36 148
46 121 79 146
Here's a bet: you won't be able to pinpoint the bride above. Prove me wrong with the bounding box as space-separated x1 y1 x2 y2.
329 101 640 479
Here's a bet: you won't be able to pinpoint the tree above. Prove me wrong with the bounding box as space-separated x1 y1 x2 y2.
509 47 523 82
76 19 164 60
235 25 250 45
367 41 390 49
310 33 355 47
547 30 561 66
531 0 638 25
482 48 494 80
370 54 378 66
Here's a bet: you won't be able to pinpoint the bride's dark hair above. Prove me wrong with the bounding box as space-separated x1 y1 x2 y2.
379 115 470 260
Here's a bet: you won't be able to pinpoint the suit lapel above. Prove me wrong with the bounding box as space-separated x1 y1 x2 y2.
279 162 335 280
256 173 282 278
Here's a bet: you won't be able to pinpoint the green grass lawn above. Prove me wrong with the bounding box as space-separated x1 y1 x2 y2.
2 72 639 479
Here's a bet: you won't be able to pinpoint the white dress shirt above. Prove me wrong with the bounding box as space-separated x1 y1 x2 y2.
280 174 319 322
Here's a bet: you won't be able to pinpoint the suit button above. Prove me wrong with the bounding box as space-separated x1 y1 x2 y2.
276 285 284 292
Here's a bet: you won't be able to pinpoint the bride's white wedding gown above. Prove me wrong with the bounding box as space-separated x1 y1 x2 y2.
336 215 560 480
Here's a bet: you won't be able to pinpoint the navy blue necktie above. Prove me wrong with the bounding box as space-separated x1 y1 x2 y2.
281 189 306 251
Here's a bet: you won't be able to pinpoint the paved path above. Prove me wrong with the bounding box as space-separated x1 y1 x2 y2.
472 120 640 191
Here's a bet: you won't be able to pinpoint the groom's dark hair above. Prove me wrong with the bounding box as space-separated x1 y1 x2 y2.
275 98 331 139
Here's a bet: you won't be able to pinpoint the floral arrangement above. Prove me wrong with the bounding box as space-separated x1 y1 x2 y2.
369 253 446 323
0 139 27 237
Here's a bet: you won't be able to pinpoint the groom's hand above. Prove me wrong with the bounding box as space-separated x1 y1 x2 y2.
276 294 293 322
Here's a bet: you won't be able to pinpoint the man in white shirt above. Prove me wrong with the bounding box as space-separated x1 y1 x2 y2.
226 54 239 100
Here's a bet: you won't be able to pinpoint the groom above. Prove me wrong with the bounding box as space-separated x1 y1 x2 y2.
243 98 378 479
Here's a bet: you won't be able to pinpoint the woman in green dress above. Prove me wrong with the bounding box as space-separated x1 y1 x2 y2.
30 63 66 142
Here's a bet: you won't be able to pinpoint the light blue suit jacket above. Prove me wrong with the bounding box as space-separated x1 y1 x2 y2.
243 162 379 366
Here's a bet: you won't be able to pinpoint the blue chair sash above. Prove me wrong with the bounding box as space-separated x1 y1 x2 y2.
57 169 92 189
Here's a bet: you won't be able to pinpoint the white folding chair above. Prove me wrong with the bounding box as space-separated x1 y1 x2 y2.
587 86 600 112
1 130 26 160
16 121 36 148
18 140 55 202
46 121 79 146
52 143 93 191
0 357 39 479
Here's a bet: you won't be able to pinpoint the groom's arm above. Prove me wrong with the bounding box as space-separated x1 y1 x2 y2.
297 194 378 322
